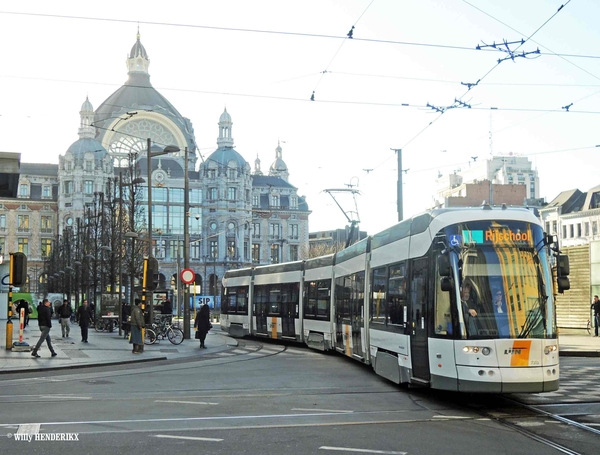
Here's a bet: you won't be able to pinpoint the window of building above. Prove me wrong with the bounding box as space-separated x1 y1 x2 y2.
227 239 236 258
207 187 217 201
288 224 298 239
270 195 279 207
569 225 574 238
252 243 260 263
228 168 236 179
42 186 51 198
18 238 28 255
577 224 582 237
545 222 550 234
585 222 590 237
290 196 297 208
40 216 53 233
191 242 201 260
552 221 557 234
227 187 237 200
18 215 29 232
207 169 216 179
170 188 184 203
289 244 298 261
253 222 261 238
168 240 183 260
562 225 567 239
210 240 218 259
244 241 249 261
593 221 598 236
0 214 6 230
253 195 259 207
85 160 93 172
64 181 73 194
0 237 5 255
269 223 280 239
190 188 202 205
19 184 29 198
270 244 280 264
84 181 93 194
41 238 52 258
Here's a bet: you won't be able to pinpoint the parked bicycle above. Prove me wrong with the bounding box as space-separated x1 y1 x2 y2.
144 315 184 345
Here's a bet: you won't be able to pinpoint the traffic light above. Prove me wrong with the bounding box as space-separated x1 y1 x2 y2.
10 252 27 286
557 254 570 293
144 257 159 291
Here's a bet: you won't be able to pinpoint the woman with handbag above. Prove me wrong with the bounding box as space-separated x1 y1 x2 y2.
194 303 211 349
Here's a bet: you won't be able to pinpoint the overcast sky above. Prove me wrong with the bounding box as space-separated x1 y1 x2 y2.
1 0 599 234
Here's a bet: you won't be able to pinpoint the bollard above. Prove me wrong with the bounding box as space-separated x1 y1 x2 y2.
12 309 30 352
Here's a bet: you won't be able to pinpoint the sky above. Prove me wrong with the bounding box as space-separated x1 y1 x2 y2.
1 0 600 235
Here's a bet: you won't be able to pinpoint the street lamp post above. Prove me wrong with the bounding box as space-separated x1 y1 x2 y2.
146 138 180 323
183 147 191 339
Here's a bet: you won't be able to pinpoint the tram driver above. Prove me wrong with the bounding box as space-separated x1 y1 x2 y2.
460 280 478 336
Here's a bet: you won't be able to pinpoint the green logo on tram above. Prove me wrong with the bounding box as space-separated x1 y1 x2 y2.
463 230 484 244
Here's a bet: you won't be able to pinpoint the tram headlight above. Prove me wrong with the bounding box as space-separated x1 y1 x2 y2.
462 346 492 356
544 345 558 355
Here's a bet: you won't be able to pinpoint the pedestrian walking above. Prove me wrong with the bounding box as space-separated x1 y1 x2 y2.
121 301 131 339
129 299 144 354
194 303 211 349
31 298 57 358
77 299 93 343
592 295 600 337
57 299 73 338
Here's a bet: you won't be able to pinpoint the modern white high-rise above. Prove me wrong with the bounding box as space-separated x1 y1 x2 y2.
433 154 540 207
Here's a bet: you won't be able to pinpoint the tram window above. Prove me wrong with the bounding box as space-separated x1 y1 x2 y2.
371 267 387 325
388 263 407 326
434 279 452 336
316 280 331 318
305 281 318 318
269 288 281 314
223 287 248 314
410 259 428 330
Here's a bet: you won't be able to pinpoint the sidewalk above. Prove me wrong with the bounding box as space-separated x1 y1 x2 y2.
0 320 235 374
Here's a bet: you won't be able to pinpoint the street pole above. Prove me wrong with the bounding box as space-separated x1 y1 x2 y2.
183 147 191 339
146 138 153 323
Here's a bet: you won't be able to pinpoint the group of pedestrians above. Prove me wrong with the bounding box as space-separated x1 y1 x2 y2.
28 295 213 358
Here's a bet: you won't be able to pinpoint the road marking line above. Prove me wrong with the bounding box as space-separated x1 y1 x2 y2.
154 434 223 442
432 415 470 419
320 446 407 454
292 408 354 413
155 400 218 405
17 424 40 434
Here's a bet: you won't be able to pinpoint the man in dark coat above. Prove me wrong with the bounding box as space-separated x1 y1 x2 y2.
77 299 93 343
57 299 73 338
31 298 57 358
129 299 145 354
194 303 211 349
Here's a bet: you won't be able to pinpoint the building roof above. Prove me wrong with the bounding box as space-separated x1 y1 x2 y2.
20 163 59 177
205 146 247 169
544 189 585 214
252 175 296 190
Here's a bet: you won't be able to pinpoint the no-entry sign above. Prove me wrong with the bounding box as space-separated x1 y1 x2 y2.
180 268 195 285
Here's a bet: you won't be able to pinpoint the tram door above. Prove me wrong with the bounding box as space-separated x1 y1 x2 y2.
254 285 268 335
335 278 349 351
351 272 365 358
280 283 298 339
334 274 364 357
409 258 431 381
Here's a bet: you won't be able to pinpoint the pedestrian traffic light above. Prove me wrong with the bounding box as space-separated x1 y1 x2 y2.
144 257 159 291
10 252 27 286
557 253 570 293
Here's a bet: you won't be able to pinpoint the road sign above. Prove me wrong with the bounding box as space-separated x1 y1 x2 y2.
180 268 195 285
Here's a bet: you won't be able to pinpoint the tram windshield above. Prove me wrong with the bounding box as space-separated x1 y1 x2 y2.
444 219 556 339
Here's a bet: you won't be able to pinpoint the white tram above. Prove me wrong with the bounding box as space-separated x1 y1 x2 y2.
221 206 570 393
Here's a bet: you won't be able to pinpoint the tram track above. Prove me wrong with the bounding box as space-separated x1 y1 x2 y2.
458 394 599 455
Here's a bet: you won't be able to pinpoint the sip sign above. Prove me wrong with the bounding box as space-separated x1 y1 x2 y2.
180 268 195 285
